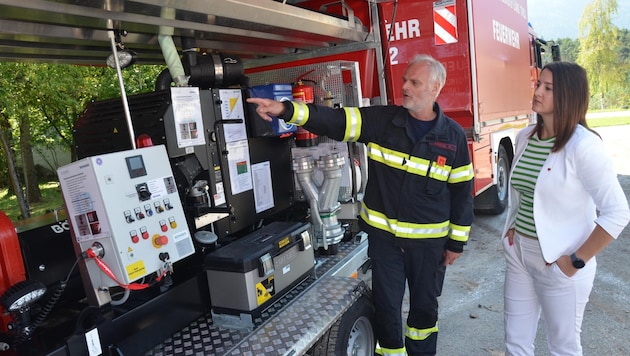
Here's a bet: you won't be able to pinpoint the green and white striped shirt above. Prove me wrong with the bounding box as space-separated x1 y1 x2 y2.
511 135 555 239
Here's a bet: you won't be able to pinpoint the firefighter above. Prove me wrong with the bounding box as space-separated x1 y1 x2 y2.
247 54 474 355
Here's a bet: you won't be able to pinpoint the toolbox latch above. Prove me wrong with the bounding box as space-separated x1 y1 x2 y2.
258 253 275 277
298 230 312 251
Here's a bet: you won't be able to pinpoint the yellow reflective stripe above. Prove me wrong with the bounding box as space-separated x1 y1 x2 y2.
450 223 471 242
343 107 361 142
360 203 450 238
367 143 407 167
406 155 432 176
368 144 433 176
375 342 406 356
367 144 458 182
448 163 474 183
288 102 309 125
405 322 438 341
428 161 451 181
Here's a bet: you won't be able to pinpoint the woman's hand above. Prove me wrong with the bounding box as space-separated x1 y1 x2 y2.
555 255 578 277
505 228 515 246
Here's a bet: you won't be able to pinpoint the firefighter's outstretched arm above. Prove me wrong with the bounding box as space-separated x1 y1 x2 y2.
247 97 285 122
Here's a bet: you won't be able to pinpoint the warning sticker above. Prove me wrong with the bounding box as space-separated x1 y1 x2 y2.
433 0 458 45
126 260 147 281
256 276 275 306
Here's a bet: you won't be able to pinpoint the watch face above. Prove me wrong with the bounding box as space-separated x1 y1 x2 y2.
571 254 585 269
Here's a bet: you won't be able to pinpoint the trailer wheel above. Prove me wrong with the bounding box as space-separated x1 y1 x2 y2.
474 145 510 215
310 294 375 356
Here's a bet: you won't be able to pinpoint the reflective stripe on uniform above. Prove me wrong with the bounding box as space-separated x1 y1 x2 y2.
449 222 471 242
342 107 361 142
289 101 309 125
428 161 450 181
405 321 439 341
448 162 474 183
367 143 454 182
360 203 450 238
375 342 406 356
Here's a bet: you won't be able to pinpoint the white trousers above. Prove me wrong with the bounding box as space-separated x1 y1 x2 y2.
503 233 596 356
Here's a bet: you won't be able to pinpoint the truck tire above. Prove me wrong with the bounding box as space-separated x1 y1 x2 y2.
310 294 375 356
474 145 510 215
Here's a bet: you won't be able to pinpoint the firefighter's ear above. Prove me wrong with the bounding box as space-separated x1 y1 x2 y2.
431 80 441 99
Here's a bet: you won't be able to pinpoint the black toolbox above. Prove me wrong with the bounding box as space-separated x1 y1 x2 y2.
204 221 314 315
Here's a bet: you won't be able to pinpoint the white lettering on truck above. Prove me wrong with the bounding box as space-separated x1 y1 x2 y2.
385 19 421 65
385 19 421 42
492 20 520 49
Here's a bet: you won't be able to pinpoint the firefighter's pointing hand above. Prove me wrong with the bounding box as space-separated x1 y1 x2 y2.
247 97 286 122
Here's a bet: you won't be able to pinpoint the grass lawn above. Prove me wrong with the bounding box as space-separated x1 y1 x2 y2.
0 182 64 222
587 116 630 128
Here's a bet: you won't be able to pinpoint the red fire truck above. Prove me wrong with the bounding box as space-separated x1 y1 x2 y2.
0 0 549 354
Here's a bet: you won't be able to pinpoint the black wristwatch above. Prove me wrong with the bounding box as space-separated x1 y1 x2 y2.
570 253 585 269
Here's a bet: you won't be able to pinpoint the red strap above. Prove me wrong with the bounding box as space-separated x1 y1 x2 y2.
86 248 151 290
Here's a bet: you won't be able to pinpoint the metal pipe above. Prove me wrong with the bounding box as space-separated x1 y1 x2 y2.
293 156 326 249
109 34 136 149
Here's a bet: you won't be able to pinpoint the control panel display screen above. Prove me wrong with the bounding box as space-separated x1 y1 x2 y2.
126 155 147 178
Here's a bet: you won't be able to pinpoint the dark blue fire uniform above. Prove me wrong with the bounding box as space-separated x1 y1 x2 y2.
280 100 474 355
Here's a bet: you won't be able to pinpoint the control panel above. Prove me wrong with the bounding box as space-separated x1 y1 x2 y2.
57 145 194 289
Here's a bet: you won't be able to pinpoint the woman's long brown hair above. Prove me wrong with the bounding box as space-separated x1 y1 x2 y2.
531 61 599 151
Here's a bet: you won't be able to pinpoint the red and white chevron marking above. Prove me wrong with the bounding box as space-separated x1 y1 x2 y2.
434 2 458 45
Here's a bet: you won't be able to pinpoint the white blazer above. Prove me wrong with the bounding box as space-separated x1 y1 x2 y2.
502 124 630 263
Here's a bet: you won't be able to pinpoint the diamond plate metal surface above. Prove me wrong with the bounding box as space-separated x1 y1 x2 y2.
146 241 368 356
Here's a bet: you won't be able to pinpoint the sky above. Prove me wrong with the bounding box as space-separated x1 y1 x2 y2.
527 0 630 40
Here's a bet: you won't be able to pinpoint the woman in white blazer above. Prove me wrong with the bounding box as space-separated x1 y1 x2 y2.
501 61 630 356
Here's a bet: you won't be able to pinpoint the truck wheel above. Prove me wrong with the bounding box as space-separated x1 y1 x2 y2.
310 294 375 356
474 145 510 215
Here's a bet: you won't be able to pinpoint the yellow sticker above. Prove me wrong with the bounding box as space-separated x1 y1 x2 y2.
126 260 146 281
255 276 274 305
278 237 290 249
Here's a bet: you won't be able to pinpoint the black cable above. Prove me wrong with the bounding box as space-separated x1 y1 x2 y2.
14 260 79 344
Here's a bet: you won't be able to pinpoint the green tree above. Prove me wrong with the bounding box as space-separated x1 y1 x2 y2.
619 29 630 61
0 64 31 217
0 63 41 217
0 61 164 218
0 113 30 218
556 38 579 63
577 0 624 109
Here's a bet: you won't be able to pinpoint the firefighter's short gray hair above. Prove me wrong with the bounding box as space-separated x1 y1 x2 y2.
408 54 447 94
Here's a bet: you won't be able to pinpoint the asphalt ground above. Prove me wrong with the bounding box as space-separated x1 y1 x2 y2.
368 125 630 355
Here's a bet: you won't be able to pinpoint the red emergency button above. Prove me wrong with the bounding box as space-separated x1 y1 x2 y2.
154 235 168 246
